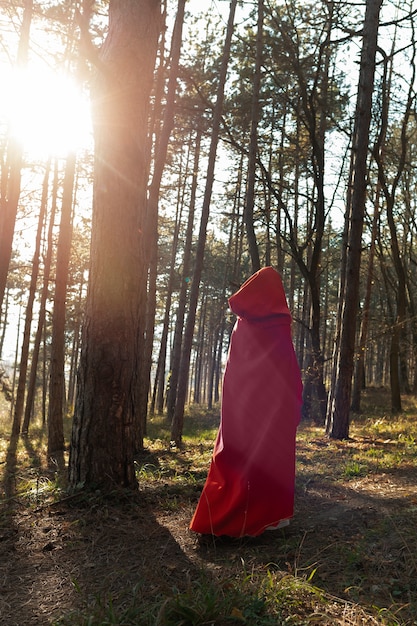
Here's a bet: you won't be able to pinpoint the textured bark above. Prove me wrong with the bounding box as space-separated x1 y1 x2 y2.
69 0 161 490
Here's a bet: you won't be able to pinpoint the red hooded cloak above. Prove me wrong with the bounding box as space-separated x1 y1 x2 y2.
189 266 303 537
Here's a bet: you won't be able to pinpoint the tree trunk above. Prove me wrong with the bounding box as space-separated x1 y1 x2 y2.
69 0 161 490
351 186 379 412
0 0 33 311
12 161 50 436
48 154 76 468
326 0 382 439
165 129 200 424
170 0 238 446
244 0 263 273
138 0 186 446
22 160 59 434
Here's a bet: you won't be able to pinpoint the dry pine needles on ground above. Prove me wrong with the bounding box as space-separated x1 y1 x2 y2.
0 389 416 625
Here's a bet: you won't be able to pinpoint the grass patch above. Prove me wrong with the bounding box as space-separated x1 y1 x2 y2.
54 569 383 625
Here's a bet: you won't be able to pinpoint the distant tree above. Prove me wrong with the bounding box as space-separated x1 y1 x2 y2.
139 0 186 446
22 160 59 433
244 0 263 273
374 31 417 411
170 0 238 446
166 127 202 426
48 153 76 468
12 160 51 437
223 0 348 423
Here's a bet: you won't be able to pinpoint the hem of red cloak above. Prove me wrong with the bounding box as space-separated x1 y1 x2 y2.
189 516 293 538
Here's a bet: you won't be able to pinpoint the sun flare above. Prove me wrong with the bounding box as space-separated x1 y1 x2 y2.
1 64 92 158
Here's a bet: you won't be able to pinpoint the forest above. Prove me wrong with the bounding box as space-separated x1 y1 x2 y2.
0 0 417 624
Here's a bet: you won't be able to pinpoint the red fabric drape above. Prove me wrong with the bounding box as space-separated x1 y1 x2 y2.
190 267 303 537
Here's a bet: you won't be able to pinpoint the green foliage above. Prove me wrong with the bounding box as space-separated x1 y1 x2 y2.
343 460 368 478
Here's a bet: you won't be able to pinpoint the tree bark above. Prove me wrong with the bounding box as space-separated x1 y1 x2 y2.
69 0 161 490
326 0 382 439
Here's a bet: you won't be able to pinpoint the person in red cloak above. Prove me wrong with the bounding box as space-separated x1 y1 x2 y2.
190 266 303 537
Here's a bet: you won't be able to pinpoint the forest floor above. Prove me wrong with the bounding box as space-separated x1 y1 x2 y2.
0 389 417 625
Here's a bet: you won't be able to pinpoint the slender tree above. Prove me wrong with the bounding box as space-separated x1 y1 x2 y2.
12 161 51 436
244 0 263 273
166 127 202 425
22 160 59 433
170 0 238 446
0 0 33 312
138 0 186 446
326 0 383 439
48 153 76 468
374 28 416 411
351 29 398 412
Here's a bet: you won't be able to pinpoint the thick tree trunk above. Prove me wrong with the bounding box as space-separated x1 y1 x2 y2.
69 0 161 490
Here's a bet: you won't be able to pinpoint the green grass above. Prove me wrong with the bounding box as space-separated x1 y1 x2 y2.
53 574 323 625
